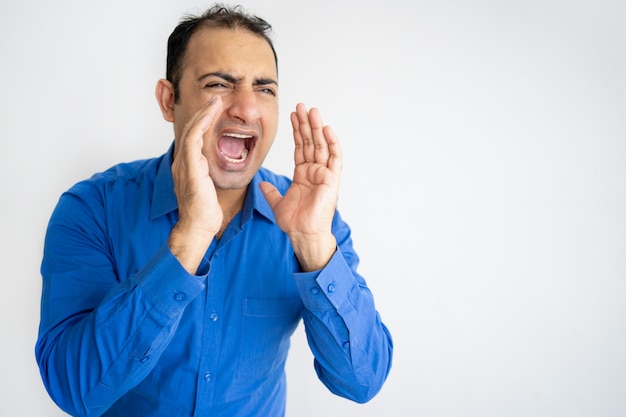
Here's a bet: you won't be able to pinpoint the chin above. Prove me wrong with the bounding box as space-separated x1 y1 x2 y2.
211 171 257 191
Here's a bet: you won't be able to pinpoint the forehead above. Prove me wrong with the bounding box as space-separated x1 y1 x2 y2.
183 27 277 78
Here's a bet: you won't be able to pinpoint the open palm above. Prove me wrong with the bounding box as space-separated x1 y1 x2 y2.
260 104 343 270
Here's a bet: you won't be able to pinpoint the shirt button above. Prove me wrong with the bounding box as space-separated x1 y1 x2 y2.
203 372 212 382
327 283 336 293
343 341 350 349
310 287 319 295
140 355 150 363
174 292 187 301
209 313 219 322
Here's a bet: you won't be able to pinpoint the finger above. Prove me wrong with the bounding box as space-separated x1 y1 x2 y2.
323 125 343 174
308 107 329 164
294 103 315 162
258 181 283 211
178 96 224 156
291 110 305 166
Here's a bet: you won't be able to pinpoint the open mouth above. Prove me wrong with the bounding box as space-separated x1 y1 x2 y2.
217 132 255 164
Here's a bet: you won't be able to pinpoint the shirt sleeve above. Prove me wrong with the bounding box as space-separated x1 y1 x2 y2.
35 188 205 417
292 211 393 403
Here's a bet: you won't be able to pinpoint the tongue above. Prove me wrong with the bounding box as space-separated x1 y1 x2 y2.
218 136 247 159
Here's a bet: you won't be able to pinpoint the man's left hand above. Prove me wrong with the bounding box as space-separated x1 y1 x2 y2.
260 103 343 271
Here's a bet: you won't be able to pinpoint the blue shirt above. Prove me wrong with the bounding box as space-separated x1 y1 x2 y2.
35 145 393 416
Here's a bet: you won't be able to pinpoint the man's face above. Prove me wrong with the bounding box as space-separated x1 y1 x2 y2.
173 27 279 190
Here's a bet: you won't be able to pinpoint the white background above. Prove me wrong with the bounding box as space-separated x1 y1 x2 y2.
1 0 625 416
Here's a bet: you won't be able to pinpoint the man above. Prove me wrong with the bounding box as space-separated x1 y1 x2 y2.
35 4 392 416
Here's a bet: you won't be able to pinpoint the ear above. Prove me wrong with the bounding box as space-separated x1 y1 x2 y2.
155 79 176 122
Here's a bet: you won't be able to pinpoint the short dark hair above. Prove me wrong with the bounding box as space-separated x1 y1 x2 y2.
166 3 277 102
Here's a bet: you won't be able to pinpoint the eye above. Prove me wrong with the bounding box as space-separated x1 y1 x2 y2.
205 82 229 90
257 87 277 96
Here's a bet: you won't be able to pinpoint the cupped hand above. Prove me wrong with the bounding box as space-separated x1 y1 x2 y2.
260 103 343 270
168 95 224 273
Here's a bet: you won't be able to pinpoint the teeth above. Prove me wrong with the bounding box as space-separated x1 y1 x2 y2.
222 148 249 163
223 133 253 139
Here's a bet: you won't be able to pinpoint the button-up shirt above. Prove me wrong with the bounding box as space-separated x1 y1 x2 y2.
35 145 393 416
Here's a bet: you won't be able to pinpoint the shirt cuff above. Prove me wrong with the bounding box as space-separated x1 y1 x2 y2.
134 243 206 319
293 247 357 312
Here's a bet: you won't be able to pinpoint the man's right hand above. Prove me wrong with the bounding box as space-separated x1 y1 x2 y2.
168 95 224 274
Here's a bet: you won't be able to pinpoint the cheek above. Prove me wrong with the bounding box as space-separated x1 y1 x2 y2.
258 136 275 156
261 113 278 144
262 107 279 136
173 109 196 142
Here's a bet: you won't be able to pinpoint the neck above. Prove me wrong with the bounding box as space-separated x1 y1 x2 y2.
215 186 247 238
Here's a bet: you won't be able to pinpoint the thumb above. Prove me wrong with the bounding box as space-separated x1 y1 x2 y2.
259 181 283 210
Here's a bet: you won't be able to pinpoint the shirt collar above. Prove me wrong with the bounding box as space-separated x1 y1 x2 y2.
243 171 276 225
150 144 177 220
150 143 276 225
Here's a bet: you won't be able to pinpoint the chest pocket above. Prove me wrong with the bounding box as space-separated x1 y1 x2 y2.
232 297 301 392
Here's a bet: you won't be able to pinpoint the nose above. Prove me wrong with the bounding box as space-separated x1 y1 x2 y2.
225 88 261 124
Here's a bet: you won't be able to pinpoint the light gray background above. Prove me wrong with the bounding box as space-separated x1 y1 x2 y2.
1 0 625 416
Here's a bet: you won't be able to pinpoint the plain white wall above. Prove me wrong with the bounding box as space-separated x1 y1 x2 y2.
1 0 625 416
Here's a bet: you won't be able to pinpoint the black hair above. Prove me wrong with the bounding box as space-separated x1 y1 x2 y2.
166 4 277 102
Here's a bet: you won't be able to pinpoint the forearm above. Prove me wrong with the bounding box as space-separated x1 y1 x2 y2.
168 222 216 274
289 231 337 272
294 249 393 403
36 244 204 416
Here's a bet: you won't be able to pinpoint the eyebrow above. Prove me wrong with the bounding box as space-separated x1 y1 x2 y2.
198 71 278 87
